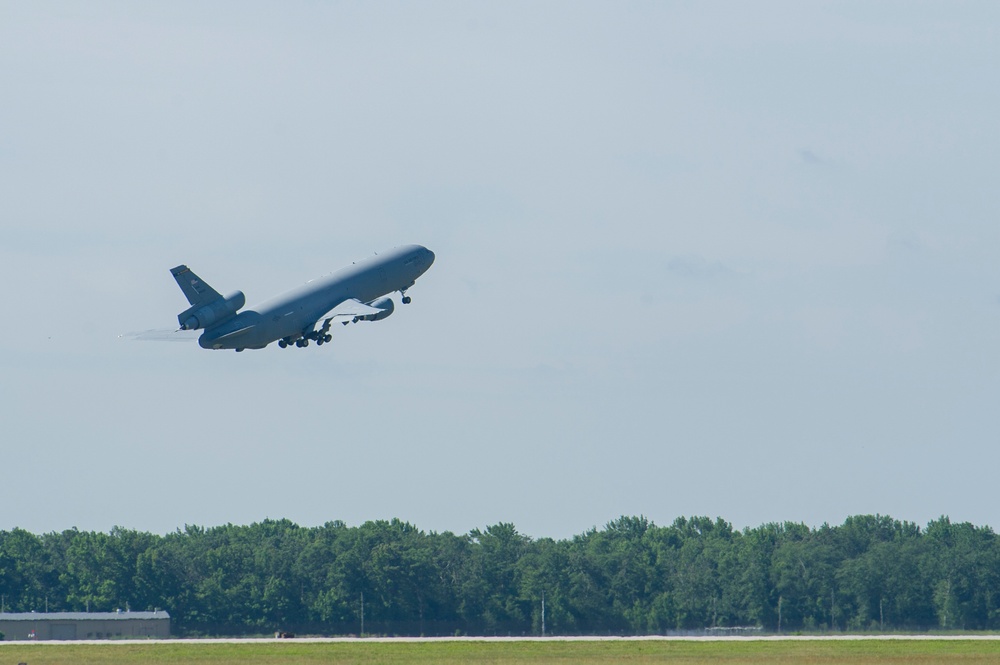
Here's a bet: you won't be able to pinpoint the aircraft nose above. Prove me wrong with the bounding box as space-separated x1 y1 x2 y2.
424 247 435 266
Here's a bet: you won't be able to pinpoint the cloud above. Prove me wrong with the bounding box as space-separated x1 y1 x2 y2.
798 148 823 165
665 254 736 280
886 230 923 252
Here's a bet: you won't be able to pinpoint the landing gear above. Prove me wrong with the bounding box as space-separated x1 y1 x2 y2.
288 328 334 349
279 325 334 350
235 348 244 352
311 320 336 344
401 289 412 305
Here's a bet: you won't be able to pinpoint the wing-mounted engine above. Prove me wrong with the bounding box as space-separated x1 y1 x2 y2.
357 296 394 322
178 291 246 330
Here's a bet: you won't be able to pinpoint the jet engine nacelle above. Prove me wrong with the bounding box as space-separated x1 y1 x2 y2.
360 296 394 322
179 291 246 330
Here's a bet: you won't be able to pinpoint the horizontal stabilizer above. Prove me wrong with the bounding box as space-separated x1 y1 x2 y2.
119 328 199 343
209 321 258 342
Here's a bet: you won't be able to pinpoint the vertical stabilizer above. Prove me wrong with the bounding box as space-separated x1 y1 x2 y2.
170 265 223 307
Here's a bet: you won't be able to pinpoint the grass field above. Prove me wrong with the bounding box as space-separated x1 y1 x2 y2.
4 639 1000 665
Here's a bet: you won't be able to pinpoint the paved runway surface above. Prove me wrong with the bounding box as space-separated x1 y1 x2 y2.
5 635 1000 645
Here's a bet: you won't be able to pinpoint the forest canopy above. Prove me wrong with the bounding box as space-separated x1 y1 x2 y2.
0 515 995 636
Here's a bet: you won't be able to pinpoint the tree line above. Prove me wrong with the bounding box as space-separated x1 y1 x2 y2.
1 514 998 636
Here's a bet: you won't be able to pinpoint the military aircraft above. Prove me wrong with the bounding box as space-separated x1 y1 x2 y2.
169 244 435 352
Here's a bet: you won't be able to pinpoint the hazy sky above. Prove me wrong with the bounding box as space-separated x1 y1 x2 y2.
2 2 999 539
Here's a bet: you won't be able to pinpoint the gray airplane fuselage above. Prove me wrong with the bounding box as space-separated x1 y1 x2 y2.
198 245 434 350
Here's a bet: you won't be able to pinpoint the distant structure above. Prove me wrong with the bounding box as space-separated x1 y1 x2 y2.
0 611 169 640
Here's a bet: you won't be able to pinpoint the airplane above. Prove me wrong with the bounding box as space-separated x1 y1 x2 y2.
169 244 435 352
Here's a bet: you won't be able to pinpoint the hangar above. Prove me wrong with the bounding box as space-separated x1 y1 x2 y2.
0 610 170 640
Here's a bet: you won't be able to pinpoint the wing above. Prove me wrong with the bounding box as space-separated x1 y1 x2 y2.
316 298 384 325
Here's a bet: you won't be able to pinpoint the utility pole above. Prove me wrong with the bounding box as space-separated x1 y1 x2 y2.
830 588 835 631
541 591 546 637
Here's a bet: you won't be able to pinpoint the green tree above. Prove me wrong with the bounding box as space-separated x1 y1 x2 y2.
468 523 531 633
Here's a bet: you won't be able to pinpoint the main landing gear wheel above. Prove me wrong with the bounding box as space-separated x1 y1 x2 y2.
324 334 332 343
278 339 288 348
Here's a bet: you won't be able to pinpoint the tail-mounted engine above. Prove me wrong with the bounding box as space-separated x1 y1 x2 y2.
178 291 246 330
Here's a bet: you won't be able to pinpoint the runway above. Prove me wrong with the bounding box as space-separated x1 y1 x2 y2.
5 634 1000 645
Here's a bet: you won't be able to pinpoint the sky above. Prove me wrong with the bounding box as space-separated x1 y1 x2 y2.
1 2 999 540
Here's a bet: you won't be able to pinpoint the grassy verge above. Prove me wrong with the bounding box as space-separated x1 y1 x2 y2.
3 639 1000 664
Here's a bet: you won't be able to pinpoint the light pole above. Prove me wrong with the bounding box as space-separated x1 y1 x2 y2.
541 591 546 637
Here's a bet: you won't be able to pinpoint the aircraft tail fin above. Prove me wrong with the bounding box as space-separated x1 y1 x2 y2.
170 265 223 307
